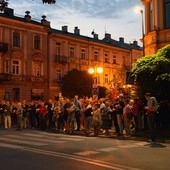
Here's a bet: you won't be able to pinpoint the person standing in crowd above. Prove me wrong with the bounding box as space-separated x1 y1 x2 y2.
58 98 65 132
63 98 71 132
15 102 24 131
38 101 48 131
110 98 120 135
22 100 29 129
74 95 81 131
47 99 54 129
84 99 92 136
101 101 112 135
4 101 12 129
0 100 6 128
116 94 125 136
10 101 17 127
53 101 61 131
132 98 140 133
28 101 37 129
123 99 133 137
144 93 158 143
91 103 102 137
66 99 76 134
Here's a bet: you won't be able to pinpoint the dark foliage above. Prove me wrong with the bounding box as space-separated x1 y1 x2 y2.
60 69 92 98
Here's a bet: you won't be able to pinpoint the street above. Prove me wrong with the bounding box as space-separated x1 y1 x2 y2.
0 129 169 170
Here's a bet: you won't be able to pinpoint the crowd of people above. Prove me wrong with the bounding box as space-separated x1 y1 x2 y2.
0 93 169 142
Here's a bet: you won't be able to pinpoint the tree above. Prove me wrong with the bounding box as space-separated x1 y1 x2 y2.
132 44 170 100
60 69 92 98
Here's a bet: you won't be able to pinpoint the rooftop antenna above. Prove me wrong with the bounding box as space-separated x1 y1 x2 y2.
105 26 107 34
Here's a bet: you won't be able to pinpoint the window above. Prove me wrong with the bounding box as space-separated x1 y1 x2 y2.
13 32 20 47
34 35 41 50
165 0 170 28
81 48 86 59
4 60 9 73
149 0 154 31
113 55 117 64
56 42 61 55
56 69 62 83
105 74 109 84
94 50 99 61
69 46 75 58
104 53 109 63
12 60 20 75
33 61 42 77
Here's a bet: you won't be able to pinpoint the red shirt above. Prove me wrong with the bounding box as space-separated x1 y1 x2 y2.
38 106 47 116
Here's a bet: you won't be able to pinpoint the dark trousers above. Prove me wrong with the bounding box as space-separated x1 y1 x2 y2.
147 114 156 141
75 111 80 130
113 114 119 134
39 115 47 130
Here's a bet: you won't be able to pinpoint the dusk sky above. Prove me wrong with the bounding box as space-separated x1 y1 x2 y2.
8 0 143 46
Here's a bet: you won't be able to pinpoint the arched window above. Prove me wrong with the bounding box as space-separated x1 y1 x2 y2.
165 0 170 28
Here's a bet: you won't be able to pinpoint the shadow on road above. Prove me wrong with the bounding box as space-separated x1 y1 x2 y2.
144 142 167 148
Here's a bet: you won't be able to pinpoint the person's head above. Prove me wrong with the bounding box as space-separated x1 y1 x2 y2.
124 99 129 105
145 93 151 100
74 95 79 100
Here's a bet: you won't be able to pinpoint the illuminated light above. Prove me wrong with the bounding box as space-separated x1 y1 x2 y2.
134 6 143 14
96 67 103 74
88 68 94 74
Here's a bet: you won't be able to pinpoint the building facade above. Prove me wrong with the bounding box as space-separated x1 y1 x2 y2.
141 0 170 55
0 8 142 101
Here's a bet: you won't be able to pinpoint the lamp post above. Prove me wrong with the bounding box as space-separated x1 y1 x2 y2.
135 6 145 56
88 67 103 100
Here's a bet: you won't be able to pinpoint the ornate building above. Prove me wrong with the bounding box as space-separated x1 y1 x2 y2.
0 8 142 101
141 0 170 55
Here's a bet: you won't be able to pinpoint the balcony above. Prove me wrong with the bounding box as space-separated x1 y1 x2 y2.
0 73 11 81
55 55 68 64
0 43 8 52
31 76 46 82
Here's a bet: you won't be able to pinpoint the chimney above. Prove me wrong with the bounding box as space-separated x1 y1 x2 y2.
104 33 111 43
119 37 124 43
74 26 80 35
24 11 31 21
3 8 14 17
62 26 68 32
93 33 98 39
41 15 51 27
105 33 111 39
133 40 138 47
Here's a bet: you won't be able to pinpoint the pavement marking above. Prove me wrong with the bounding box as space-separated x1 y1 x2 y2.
97 147 118 152
24 133 84 141
97 142 147 152
5 135 65 144
0 142 23 149
0 137 47 146
21 147 140 170
57 137 84 141
74 150 100 156
37 132 90 139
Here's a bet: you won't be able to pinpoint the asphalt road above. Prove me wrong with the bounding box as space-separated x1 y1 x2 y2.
0 129 169 170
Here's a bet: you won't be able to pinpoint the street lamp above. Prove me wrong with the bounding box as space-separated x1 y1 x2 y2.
88 67 103 100
134 6 145 56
